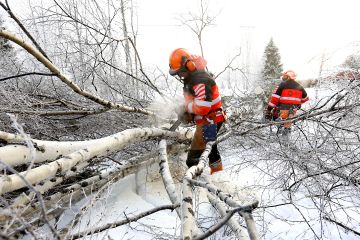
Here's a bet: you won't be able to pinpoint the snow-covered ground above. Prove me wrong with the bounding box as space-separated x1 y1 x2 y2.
39 86 359 240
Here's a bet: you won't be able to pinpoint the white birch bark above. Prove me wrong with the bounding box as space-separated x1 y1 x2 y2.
0 127 193 169
0 127 193 195
0 131 25 142
181 178 198 240
4 143 190 222
158 139 181 217
207 192 249 240
181 141 214 239
187 178 260 240
7 176 110 238
11 161 90 209
12 168 124 224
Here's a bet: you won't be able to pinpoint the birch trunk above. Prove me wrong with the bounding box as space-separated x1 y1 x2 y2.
187 178 260 240
10 161 90 209
13 165 131 226
3 143 189 223
181 142 214 239
0 127 192 195
207 192 249 240
158 139 181 217
7 176 109 238
0 127 192 168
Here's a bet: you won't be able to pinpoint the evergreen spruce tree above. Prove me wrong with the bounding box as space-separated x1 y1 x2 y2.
258 38 283 112
0 15 18 80
342 54 360 72
0 16 12 50
261 38 283 80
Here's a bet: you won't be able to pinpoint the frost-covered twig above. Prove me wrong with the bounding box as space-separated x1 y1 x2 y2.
0 195 38 239
207 190 248 239
0 161 60 240
193 205 250 240
70 203 180 239
187 178 260 240
0 128 192 195
0 30 155 116
0 1 51 60
323 216 360 237
2 107 110 116
7 114 36 171
187 178 259 210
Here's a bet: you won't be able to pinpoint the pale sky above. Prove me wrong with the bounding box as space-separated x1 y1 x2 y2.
3 0 360 80
136 0 360 79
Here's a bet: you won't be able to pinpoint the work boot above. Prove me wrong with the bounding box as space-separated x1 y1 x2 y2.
209 159 223 174
283 128 291 135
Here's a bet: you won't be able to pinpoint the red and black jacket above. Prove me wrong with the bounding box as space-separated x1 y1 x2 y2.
268 80 309 110
183 71 225 124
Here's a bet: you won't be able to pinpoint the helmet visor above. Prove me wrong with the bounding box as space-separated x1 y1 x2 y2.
169 65 186 76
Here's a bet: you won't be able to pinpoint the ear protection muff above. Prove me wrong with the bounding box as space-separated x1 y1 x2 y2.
185 59 196 72
181 56 196 72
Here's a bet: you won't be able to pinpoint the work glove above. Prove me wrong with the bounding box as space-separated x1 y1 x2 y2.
264 110 273 121
175 104 192 124
174 104 185 115
178 112 194 124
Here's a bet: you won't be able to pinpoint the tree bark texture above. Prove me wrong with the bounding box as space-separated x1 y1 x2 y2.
0 127 193 195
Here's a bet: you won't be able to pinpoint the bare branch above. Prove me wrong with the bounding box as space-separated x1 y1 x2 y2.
0 0 51 61
0 30 155 116
70 203 179 239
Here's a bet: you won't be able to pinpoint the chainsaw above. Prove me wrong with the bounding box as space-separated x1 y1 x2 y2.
169 119 182 131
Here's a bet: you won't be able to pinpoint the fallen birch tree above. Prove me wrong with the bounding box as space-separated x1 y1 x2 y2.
0 127 193 195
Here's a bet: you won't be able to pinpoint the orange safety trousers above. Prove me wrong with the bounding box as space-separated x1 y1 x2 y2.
279 109 297 129
186 122 223 174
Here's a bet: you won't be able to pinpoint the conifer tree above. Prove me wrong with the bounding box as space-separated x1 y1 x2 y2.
257 38 283 111
261 38 283 80
0 15 18 80
0 15 12 50
342 54 360 71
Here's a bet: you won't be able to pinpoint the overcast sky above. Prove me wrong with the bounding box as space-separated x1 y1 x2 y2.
3 0 360 80
136 0 360 79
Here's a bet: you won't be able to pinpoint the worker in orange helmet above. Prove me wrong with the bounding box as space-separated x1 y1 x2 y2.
265 70 309 135
169 48 226 174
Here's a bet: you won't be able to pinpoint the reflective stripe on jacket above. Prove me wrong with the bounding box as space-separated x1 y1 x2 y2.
268 79 309 109
183 71 225 124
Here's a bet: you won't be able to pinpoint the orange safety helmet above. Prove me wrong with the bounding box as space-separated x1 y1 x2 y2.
282 70 297 80
169 48 196 76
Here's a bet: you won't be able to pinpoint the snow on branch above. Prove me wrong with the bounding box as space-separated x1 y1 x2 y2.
181 141 215 239
0 162 60 239
158 139 181 217
193 206 253 240
187 178 260 240
69 203 180 239
0 127 193 169
207 192 248 240
0 127 193 195
0 30 155 116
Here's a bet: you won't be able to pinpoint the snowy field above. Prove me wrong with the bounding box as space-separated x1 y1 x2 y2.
30 86 359 240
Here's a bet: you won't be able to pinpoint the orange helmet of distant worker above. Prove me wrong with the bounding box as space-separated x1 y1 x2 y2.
169 48 198 76
282 70 297 80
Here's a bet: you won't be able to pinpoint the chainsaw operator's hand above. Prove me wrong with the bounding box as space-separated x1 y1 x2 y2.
178 112 194 124
264 110 273 121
